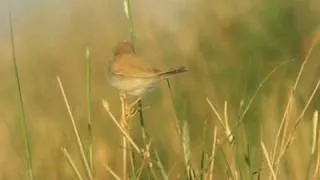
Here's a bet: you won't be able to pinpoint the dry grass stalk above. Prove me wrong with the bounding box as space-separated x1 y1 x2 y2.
224 101 233 143
206 98 226 130
104 163 121 180
312 110 319 155
62 148 85 180
101 100 140 153
271 32 320 178
313 153 320 178
207 126 218 180
274 79 320 175
120 94 128 180
57 76 93 180
261 141 277 180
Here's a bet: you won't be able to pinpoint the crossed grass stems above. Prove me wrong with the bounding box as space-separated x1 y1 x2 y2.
12 27 320 180
54 35 320 180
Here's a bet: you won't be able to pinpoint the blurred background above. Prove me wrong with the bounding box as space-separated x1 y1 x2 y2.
0 0 320 179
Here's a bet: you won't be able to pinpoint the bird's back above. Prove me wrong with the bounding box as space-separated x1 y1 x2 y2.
111 54 160 78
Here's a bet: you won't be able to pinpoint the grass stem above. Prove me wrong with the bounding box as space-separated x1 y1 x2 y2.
8 2 33 179
85 47 94 172
57 76 93 180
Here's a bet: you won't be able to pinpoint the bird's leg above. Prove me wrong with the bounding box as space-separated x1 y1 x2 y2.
120 92 140 120
129 97 141 110
126 97 142 119
120 91 127 99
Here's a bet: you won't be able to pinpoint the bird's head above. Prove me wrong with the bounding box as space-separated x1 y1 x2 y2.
113 41 134 56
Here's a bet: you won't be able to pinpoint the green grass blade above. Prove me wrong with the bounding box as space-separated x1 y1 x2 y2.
123 0 135 43
85 47 94 172
8 2 34 180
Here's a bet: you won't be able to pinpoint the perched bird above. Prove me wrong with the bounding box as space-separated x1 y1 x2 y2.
108 41 187 97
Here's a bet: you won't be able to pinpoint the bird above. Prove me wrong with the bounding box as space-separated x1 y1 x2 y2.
107 41 187 97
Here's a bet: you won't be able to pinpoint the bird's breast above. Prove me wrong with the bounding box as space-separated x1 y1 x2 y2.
109 74 160 96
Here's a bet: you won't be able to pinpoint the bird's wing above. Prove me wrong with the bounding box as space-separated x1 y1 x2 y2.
111 54 161 78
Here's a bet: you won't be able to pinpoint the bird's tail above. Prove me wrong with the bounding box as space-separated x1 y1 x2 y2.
158 66 188 78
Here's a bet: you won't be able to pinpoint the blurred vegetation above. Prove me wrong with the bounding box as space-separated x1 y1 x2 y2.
0 0 320 179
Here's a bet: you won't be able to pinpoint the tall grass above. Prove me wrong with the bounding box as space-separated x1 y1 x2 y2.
8 2 33 180
2 0 320 179
85 47 94 172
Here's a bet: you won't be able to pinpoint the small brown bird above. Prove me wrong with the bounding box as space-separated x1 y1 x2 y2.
108 41 187 97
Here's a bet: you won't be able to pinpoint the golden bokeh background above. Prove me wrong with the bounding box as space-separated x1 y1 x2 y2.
0 0 320 179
